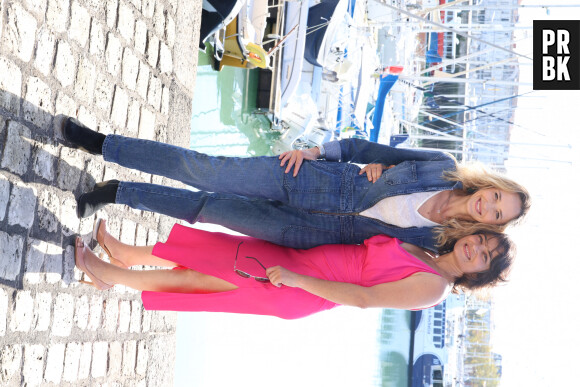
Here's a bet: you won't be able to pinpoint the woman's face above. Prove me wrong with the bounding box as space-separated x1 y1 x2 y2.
453 234 501 274
465 188 522 225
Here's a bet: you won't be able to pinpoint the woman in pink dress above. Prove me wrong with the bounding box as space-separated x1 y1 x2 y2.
73 220 515 319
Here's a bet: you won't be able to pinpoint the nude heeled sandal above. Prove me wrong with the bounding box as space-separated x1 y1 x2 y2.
93 219 128 269
75 237 113 290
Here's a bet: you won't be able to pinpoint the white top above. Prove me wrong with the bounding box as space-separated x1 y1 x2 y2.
360 191 441 228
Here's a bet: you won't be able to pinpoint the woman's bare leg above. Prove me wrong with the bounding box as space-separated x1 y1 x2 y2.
110 245 176 268
97 220 175 268
79 243 237 293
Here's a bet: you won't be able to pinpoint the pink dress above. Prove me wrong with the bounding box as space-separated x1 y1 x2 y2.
141 225 442 319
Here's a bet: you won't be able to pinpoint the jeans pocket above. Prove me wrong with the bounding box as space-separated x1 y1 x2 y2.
283 161 343 193
382 161 418 185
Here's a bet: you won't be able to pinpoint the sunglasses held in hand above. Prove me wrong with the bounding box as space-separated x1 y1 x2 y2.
234 242 270 283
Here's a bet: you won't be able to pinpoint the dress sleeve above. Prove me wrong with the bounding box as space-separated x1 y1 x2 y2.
322 138 456 165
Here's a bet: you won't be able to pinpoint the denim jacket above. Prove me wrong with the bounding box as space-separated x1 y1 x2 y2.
281 139 463 250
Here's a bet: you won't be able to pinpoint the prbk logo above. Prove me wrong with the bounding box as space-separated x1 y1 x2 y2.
533 20 580 90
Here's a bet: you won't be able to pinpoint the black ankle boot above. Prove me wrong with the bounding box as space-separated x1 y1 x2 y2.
63 117 105 155
77 180 120 218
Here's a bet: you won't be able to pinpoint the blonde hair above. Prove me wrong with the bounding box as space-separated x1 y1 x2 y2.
434 162 531 247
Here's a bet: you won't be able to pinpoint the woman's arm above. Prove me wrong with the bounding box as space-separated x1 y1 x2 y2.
266 266 449 310
326 138 455 165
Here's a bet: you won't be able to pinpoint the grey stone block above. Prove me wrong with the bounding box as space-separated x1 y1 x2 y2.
45 241 64 284
78 342 92 380
118 300 131 333
91 341 108 377
108 341 123 377
147 75 162 111
23 344 45 386
0 344 22 384
118 1 136 43
136 61 150 100
10 291 34 332
3 2 38 62
0 177 9 221
135 340 148 375
104 298 119 332
33 140 57 181
0 288 9 336
54 92 77 134
33 292 52 332
135 19 147 54
166 14 176 47
60 196 81 236
63 342 82 382
122 340 137 376
70 1 91 47
90 18 106 59
130 300 142 333
111 86 129 128
95 71 115 114
24 76 53 129
106 32 123 76
34 28 56 76
1 121 31 175
46 0 70 33
52 293 74 337
0 58 22 114
139 106 155 140
88 295 104 331
57 147 83 191
62 244 76 285
44 343 65 384
55 41 77 87
75 56 97 105
146 33 159 68
106 0 119 29
23 0 48 17
8 183 36 228
142 0 155 19
24 238 46 285
146 335 175 386
0 232 24 281
74 294 90 330
127 99 141 135
122 48 140 91
159 42 173 74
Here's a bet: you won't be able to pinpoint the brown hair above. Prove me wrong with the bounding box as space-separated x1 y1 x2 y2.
438 230 516 293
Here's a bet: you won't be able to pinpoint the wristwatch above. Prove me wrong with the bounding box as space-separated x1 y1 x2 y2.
317 145 326 159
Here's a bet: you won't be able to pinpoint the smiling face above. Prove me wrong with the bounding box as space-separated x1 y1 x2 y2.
453 233 503 274
465 188 522 225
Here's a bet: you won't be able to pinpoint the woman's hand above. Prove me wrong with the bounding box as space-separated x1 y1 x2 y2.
278 148 320 177
359 163 394 183
266 266 301 288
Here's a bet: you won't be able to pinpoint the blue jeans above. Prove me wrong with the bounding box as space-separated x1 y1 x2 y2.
102 135 443 250
102 135 351 248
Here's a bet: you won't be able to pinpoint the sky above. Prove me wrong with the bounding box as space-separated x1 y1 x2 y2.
491 1 580 386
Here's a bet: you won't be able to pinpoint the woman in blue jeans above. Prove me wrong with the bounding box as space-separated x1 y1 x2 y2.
63 118 530 252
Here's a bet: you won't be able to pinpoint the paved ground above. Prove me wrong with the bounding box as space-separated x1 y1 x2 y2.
0 0 202 385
